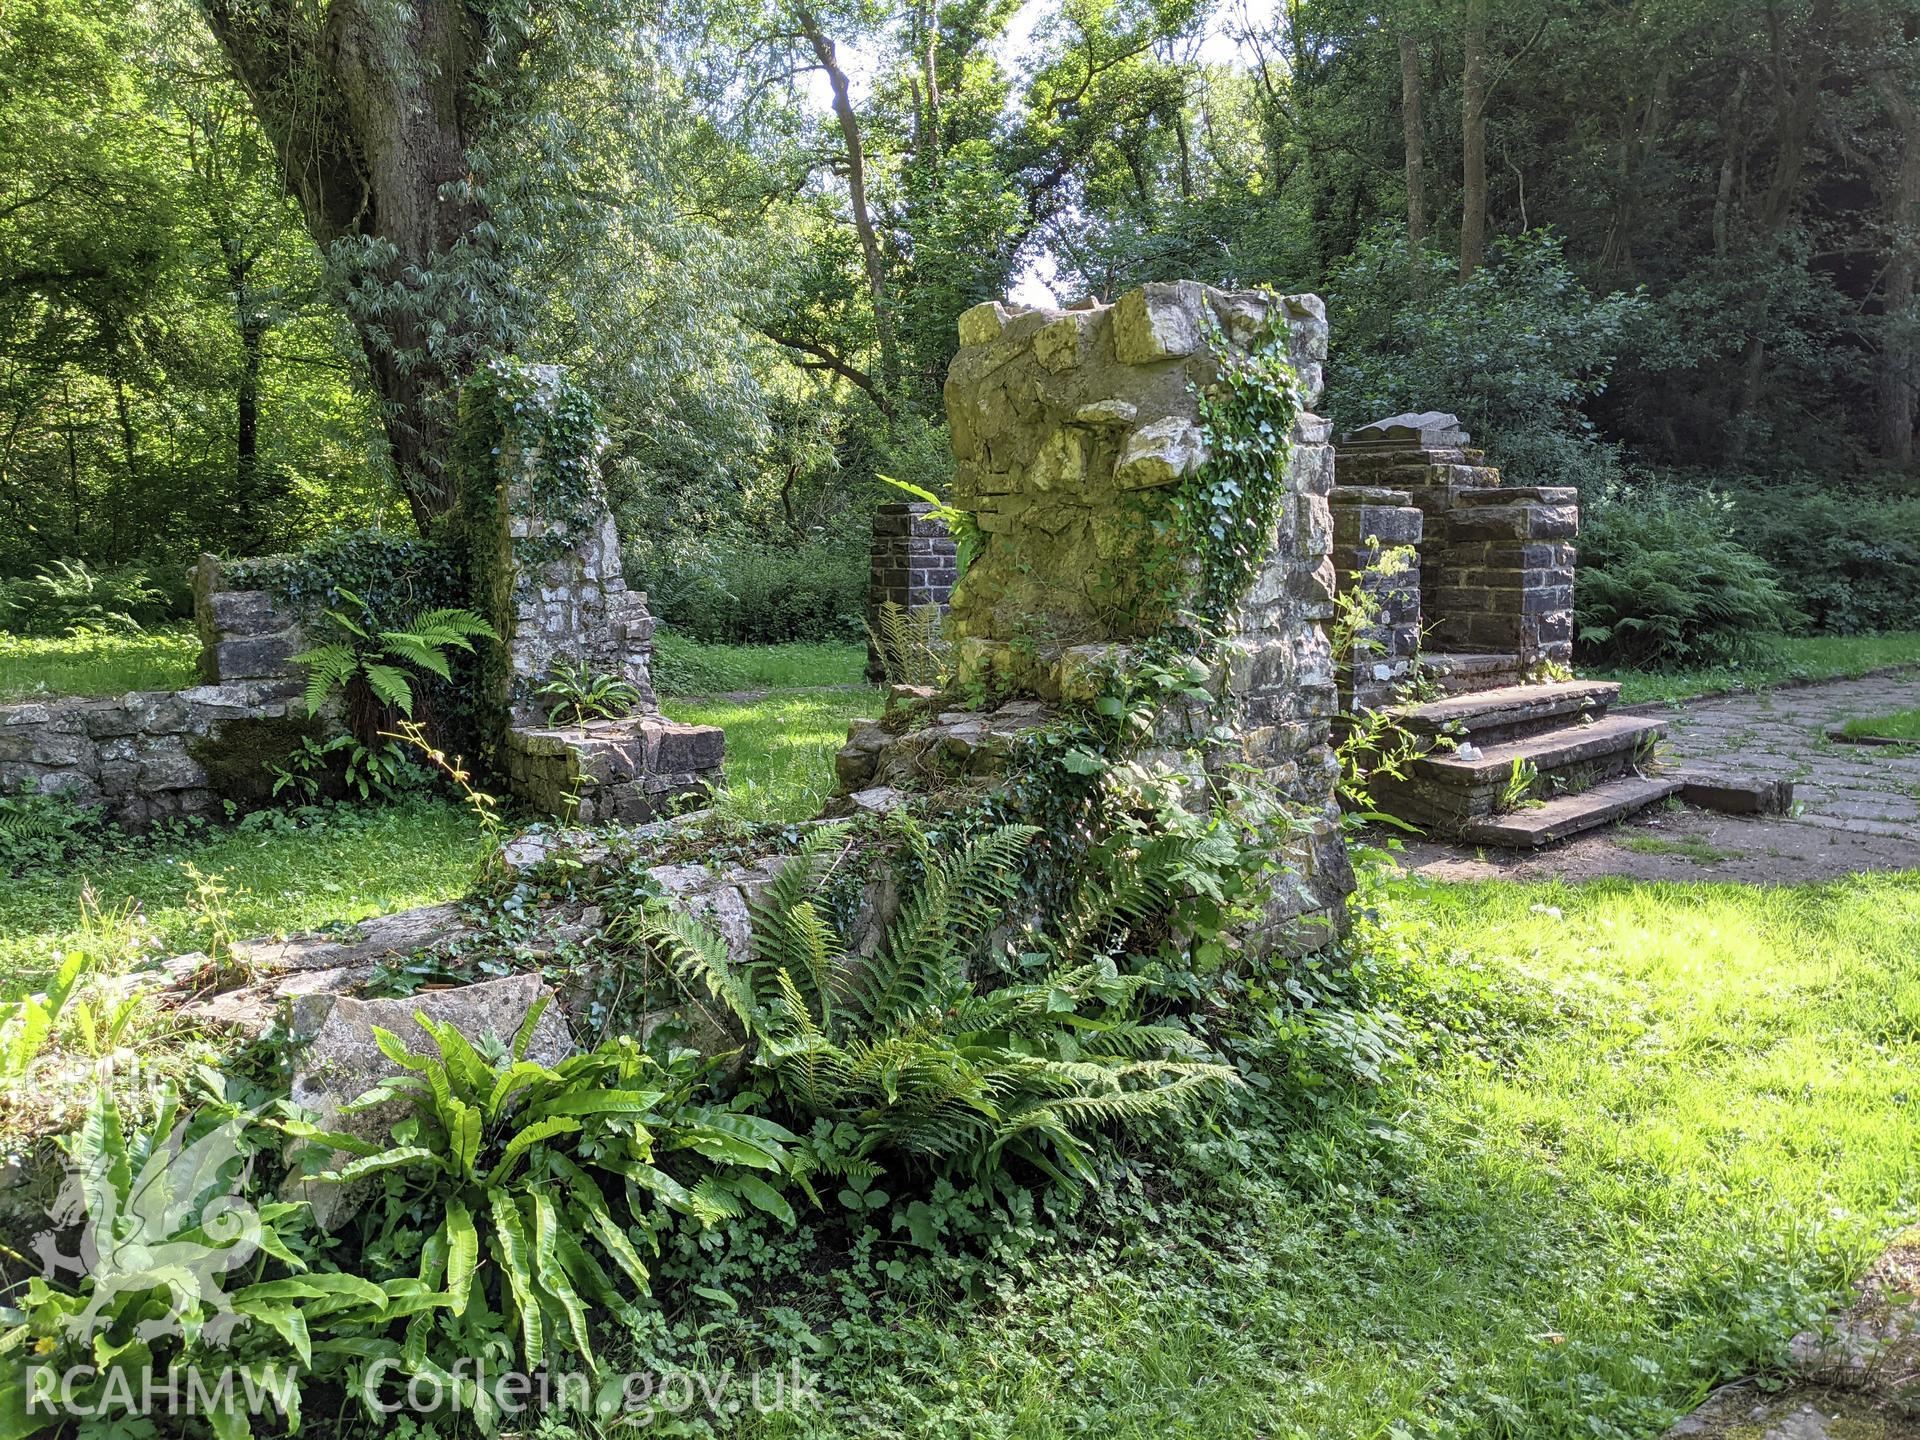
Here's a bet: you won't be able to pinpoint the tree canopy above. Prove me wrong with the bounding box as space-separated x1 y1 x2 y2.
1 0 1913 628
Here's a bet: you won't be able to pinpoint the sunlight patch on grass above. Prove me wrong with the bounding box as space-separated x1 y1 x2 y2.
651 631 866 695
0 624 200 702
738 871 1920 1437
1838 706 1920 742
665 686 882 825
0 800 488 996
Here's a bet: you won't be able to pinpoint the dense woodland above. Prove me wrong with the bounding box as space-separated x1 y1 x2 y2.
2 0 1917 656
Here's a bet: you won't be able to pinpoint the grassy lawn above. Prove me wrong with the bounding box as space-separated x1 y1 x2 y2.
651 630 866 695
666 684 883 824
732 871 1920 1437
4 638 1919 1433
0 799 488 997
1595 629 1920 705
0 624 200 702
1839 705 1920 742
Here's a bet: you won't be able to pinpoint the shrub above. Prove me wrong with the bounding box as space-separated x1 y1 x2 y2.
1576 489 1802 669
1326 228 1642 482
644 532 866 645
1726 478 1920 635
0 559 173 635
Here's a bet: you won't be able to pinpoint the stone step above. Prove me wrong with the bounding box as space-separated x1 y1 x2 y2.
1411 713 1667 787
1459 775 1685 848
1418 651 1521 695
1394 679 1620 744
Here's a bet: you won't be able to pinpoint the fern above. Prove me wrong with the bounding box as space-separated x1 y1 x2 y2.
641 821 1232 1192
864 599 950 689
292 592 496 741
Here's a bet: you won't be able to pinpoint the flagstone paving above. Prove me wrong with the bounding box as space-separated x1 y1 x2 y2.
1399 669 1920 884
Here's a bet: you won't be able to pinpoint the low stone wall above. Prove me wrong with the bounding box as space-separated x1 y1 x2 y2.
0 679 307 826
866 501 957 682
506 719 725 822
1 563 311 826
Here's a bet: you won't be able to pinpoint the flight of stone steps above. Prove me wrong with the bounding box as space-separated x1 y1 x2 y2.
1367 675 1680 846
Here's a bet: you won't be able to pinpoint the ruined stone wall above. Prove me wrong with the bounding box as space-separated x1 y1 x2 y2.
843 282 1354 951
0 564 308 826
458 363 722 820
866 502 957 682
464 366 659 730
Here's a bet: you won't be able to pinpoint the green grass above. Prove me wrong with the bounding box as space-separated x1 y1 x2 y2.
0 799 489 997
666 685 883 825
1613 832 1739 862
1838 705 1920 742
651 630 866 695
1595 629 1920 705
732 872 1920 1437
0 624 200 702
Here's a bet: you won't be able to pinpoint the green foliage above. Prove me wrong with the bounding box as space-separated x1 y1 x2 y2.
864 600 948 690
1178 309 1303 641
648 531 868 645
293 589 494 743
1727 478 1920 636
7 1082 315 1431
1576 489 1802 670
0 559 171 636
288 1007 796 1383
533 660 641 727
0 887 154 1077
1326 230 1642 482
0 786 111 876
270 734 439 806
646 822 1233 1193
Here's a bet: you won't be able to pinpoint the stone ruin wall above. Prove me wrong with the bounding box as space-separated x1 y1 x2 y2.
463 366 723 822
865 501 958 682
0 564 308 827
840 282 1354 952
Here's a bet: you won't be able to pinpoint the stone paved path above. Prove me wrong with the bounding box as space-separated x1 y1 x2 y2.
1402 669 1920 884
1665 671 1920 840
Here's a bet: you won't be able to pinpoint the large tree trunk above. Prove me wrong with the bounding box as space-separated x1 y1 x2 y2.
199 0 496 532
1459 0 1488 280
1398 32 1426 294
